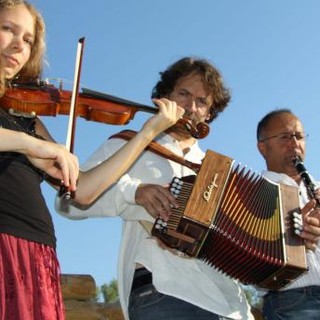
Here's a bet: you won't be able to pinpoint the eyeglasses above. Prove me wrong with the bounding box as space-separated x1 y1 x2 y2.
259 132 309 143
174 89 211 110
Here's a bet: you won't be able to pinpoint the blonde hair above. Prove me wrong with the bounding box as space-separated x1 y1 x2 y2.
0 0 46 83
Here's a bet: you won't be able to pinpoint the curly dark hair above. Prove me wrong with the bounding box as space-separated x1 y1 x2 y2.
151 57 231 123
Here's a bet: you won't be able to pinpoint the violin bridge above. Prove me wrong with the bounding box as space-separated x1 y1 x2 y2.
9 108 36 118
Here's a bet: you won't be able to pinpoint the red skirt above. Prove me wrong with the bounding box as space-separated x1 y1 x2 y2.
0 233 65 320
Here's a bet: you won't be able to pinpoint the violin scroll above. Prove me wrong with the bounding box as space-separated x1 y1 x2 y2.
195 121 210 139
177 117 210 139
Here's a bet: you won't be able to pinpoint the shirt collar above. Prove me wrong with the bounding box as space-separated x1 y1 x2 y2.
261 170 298 187
155 133 205 164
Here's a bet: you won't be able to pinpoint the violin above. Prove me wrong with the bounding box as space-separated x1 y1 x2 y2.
0 80 210 139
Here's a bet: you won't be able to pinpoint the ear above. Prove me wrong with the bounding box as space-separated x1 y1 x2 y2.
257 141 267 159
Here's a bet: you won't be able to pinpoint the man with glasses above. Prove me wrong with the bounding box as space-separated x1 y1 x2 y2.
256 108 320 320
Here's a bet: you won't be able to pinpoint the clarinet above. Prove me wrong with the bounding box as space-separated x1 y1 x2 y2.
292 155 320 235
292 155 320 206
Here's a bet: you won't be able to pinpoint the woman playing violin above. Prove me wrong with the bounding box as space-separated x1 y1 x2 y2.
0 1 183 319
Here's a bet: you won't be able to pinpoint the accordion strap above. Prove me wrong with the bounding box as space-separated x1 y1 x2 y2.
109 129 200 173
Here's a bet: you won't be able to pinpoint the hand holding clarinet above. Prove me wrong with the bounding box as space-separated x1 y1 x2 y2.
292 156 320 250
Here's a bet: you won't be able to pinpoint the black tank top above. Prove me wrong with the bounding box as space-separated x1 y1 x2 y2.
0 108 56 248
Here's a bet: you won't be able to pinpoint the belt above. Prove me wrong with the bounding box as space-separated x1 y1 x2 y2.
268 285 320 295
131 268 153 291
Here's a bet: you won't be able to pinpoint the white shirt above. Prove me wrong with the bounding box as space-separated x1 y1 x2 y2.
56 133 254 320
261 170 320 290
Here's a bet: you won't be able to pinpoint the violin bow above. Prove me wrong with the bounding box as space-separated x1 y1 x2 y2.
66 37 85 153
59 37 85 200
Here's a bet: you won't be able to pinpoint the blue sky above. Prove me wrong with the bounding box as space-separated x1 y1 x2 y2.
30 0 320 288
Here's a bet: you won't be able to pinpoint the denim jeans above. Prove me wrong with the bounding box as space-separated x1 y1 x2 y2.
262 286 320 320
128 282 232 320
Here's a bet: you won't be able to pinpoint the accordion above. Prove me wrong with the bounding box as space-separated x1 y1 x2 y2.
152 149 308 290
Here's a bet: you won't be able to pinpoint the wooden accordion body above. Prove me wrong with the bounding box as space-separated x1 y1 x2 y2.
152 150 308 290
